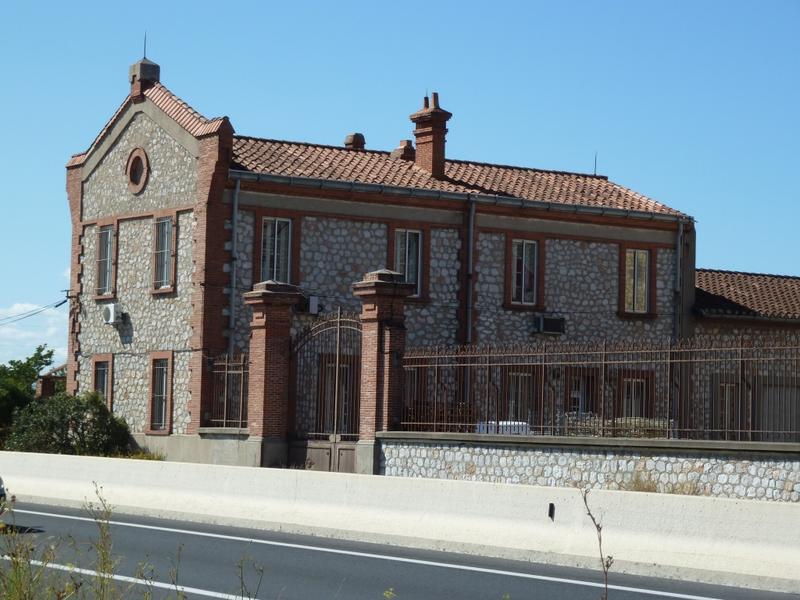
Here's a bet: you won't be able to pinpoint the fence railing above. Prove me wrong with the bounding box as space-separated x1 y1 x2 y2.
207 353 248 428
402 336 800 442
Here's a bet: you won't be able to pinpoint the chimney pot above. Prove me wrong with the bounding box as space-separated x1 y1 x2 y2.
432 92 439 108
344 132 366 151
423 96 430 109
390 140 416 161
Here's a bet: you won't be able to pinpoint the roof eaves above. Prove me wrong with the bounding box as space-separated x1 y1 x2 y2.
228 169 691 224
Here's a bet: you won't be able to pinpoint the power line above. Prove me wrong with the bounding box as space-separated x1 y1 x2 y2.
0 299 68 328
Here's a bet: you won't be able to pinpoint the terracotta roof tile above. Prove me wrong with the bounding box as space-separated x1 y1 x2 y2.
69 83 226 166
231 137 685 217
695 269 800 321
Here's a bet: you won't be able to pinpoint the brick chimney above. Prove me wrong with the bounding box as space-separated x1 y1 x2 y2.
344 132 365 151
129 58 160 103
409 92 452 179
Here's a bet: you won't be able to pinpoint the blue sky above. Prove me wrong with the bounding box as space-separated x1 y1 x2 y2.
0 1 797 365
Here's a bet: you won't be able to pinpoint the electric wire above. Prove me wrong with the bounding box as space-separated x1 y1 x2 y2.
0 299 68 328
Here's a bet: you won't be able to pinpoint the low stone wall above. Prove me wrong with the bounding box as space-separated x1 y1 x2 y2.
377 433 800 502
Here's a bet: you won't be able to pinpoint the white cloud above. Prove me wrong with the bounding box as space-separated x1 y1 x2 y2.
0 302 69 368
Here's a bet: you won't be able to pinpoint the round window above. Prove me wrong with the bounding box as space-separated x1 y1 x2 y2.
126 148 149 194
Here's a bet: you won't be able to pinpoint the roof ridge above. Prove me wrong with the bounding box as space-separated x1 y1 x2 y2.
234 134 391 155
444 156 609 180
233 135 612 180
146 82 213 123
697 268 800 280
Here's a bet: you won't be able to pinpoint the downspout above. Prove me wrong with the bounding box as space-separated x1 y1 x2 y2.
465 197 476 344
227 178 241 356
673 221 684 342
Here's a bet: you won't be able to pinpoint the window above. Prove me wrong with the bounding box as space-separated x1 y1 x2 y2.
565 370 598 414
511 239 538 305
711 378 743 440
623 248 650 314
622 377 647 417
394 229 422 296
149 353 172 433
96 225 114 296
153 217 174 290
92 354 114 410
261 217 291 283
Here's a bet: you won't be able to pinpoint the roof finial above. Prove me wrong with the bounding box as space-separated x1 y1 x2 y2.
143 31 147 59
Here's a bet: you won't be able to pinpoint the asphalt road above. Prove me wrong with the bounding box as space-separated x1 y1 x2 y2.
4 502 797 600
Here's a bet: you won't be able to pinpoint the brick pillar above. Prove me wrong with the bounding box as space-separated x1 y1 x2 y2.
353 269 414 474
243 281 303 467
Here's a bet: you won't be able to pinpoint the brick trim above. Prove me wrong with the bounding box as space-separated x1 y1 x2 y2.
618 244 658 319
91 353 114 411
66 166 84 395
146 350 173 435
125 147 149 195
236 179 684 232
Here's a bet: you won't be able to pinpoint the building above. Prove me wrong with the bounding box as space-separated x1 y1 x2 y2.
65 59 798 466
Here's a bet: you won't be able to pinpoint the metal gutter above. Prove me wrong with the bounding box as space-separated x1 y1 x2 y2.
694 309 800 326
465 198 476 344
228 169 693 225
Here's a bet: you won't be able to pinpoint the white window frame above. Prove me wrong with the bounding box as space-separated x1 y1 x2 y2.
96 225 114 296
624 248 650 314
93 361 109 399
260 217 292 283
394 229 422 297
511 239 538 305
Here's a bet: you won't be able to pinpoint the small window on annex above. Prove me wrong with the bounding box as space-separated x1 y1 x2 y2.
261 218 291 283
394 229 422 296
511 239 538 305
624 248 650 314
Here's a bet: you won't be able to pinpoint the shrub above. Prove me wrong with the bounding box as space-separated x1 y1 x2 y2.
5 392 130 456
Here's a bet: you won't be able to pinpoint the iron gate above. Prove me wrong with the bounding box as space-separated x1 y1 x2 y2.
290 308 362 471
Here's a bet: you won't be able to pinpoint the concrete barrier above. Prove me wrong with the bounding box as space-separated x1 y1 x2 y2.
1 451 798 593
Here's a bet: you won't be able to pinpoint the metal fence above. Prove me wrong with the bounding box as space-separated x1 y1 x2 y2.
207 353 248 428
402 336 800 442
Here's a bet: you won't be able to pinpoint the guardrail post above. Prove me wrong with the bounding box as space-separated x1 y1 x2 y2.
353 269 415 474
243 280 303 467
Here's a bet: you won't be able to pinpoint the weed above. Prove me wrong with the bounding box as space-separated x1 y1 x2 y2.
621 472 658 493
581 488 613 600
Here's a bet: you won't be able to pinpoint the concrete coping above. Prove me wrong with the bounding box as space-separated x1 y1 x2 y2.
375 431 800 456
197 427 250 437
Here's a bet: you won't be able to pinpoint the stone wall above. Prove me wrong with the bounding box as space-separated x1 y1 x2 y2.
82 112 196 220
474 233 676 344
76 211 196 434
379 436 800 502
406 228 461 347
231 209 255 353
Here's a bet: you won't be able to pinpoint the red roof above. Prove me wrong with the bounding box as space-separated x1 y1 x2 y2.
695 269 800 321
69 81 684 217
232 136 685 217
68 83 228 167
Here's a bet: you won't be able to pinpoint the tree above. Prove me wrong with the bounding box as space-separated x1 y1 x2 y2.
5 392 130 456
0 345 54 428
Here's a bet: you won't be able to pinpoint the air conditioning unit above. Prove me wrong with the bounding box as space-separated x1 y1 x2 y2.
533 314 565 335
102 303 123 326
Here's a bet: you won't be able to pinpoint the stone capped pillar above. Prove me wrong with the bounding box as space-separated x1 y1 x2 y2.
353 269 414 474
243 280 303 467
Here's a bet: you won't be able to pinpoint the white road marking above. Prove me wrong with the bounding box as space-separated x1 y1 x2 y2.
1 556 250 599
14 508 729 600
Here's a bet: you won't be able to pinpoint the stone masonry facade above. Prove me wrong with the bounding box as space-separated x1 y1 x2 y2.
380 439 800 502
475 233 676 344
75 109 197 435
